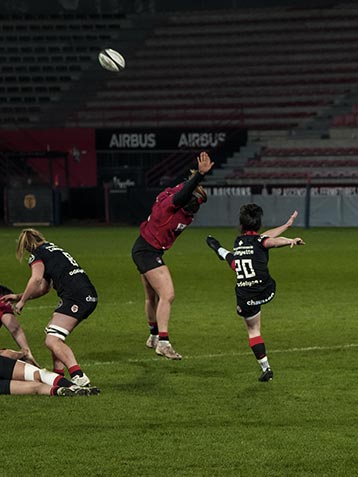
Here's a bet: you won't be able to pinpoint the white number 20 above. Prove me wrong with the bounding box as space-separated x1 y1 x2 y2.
234 259 255 279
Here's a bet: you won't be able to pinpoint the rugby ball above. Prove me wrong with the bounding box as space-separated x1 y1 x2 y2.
98 49 126 72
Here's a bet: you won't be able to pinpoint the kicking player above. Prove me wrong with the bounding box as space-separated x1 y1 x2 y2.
132 151 214 360
206 204 305 381
1 229 98 388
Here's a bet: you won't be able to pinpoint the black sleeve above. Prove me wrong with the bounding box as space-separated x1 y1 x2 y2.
225 253 235 268
172 172 204 207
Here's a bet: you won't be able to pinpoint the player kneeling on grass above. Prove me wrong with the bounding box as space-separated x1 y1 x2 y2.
0 348 100 397
206 204 305 382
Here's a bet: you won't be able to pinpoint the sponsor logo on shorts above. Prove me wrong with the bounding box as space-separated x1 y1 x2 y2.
86 295 98 302
156 257 163 264
246 292 275 306
71 305 79 313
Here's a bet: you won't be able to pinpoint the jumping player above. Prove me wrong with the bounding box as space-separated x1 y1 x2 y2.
206 204 305 381
132 151 214 360
0 349 100 396
1 229 98 388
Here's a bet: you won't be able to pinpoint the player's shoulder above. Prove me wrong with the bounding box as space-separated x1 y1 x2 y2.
28 242 51 263
258 234 269 243
156 187 175 202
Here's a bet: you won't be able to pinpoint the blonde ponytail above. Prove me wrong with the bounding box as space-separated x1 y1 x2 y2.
16 228 46 261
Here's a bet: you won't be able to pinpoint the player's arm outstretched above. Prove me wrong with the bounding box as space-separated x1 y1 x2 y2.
206 236 235 267
263 236 305 249
173 152 214 207
263 210 298 238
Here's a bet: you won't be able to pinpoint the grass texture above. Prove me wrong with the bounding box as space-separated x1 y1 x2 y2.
1 225 357 476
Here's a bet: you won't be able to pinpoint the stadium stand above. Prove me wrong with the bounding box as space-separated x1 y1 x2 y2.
0 13 129 127
2 7 358 133
204 140 358 186
67 7 358 132
2 4 358 192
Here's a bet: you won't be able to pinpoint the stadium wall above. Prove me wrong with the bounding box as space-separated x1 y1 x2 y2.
193 194 358 227
0 128 97 188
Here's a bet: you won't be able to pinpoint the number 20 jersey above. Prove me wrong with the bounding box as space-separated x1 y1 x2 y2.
231 233 275 297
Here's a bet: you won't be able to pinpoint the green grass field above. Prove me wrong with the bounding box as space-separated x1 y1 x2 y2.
1 225 358 476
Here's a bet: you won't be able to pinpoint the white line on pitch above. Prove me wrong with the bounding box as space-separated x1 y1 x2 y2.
85 343 358 366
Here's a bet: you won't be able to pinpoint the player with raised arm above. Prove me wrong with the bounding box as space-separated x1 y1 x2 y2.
1 229 98 388
132 151 214 360
206 204 305 381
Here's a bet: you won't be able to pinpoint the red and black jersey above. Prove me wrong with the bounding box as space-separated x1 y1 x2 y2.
29 242 95 297
226 232 275 296
140 183 194 250
140 171 205 250
0 301 13 322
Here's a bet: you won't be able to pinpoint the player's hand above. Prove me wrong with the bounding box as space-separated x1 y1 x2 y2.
290 237 305 248
206 235 224 260
197 152 214 175
23 350 41 368
0 293 18 303
0 348 27 361
15 300 25 315
286 210 298 227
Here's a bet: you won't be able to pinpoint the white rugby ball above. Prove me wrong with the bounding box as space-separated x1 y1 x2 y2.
98 49 126 72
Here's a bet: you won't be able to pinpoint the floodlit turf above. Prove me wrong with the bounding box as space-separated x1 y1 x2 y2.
1 225 358 476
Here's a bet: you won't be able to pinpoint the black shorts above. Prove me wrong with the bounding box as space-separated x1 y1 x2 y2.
131 235 166 274
235 281 276 319
0 356 16 395
55 287 98 322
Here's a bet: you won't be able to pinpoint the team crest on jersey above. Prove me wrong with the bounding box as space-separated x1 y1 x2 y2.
71 305 79 313
175 223 187 231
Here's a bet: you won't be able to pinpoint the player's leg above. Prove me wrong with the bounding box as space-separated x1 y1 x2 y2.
143 266 181 360
2 360 74 396
141 274 159 349
45 313 90 386
12 359 79 388
9 380 55 396
8 380 93 396
143 265 174 334
242 312 273 381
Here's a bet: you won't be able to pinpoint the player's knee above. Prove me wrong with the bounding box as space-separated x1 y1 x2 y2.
24 363 39 382
166 291 175 304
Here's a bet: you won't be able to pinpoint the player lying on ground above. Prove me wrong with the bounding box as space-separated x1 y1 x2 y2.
206 204 305 382
0 348 100 396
